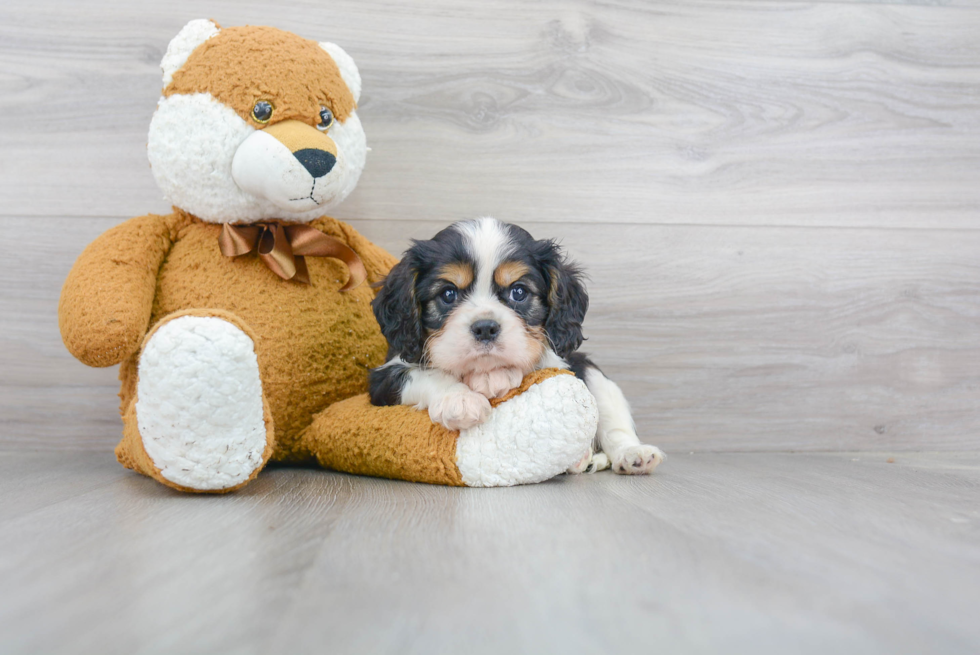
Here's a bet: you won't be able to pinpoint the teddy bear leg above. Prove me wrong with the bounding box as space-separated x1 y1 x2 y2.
301 369 597 487
115 311 275 493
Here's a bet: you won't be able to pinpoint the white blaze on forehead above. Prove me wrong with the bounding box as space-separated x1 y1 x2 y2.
428 217 544 379
454 217 514 298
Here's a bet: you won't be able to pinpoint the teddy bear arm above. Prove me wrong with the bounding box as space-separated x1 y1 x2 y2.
300 369 598 487
300 394 466 486
59 214 174 367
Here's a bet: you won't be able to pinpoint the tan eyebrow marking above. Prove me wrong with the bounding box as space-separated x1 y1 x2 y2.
437 262 474 289
494 261 530 288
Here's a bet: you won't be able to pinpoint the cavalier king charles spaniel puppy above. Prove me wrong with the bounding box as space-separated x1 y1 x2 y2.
369 217 664 475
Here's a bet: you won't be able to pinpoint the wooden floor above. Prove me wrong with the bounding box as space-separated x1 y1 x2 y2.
1 451 978 654
2 0 979 652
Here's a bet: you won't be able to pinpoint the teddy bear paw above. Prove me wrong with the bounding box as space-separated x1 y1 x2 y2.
455 373 598 487
136 315 272 491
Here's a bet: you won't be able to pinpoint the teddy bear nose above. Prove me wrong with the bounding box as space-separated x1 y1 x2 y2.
293 148 337 178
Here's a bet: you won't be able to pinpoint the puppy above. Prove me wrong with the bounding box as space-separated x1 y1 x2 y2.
370 217 664 475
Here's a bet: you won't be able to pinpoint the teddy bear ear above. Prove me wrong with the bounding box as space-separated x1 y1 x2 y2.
161 19 220 87
319 42 362 104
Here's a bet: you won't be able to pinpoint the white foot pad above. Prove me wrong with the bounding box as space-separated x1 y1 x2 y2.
136 316 268 490
456 374 598 487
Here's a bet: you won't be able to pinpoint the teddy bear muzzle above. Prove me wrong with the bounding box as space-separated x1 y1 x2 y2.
231 119 341 212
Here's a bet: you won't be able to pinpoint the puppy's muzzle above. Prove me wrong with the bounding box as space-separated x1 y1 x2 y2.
471 319 501 343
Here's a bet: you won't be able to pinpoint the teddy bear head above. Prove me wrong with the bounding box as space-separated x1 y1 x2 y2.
147 20 367 224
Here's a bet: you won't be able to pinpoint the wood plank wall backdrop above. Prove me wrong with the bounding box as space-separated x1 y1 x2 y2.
1 0 978 453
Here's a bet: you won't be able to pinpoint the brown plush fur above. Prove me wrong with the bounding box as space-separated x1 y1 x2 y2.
301 368 574 486
488 368 574 407
264 119 338 156
59 207 575 489
62 210 394 462
165 25 356 128
57 20 586 491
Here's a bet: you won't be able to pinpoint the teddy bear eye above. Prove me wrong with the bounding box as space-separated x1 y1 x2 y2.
317 106 334 131
251 100 274 124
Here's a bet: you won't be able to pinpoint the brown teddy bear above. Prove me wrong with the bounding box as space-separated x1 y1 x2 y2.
58 20 597 492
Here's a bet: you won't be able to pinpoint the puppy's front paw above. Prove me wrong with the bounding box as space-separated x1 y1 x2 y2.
611 445 665 475
464 367 524 399
429 390 492 431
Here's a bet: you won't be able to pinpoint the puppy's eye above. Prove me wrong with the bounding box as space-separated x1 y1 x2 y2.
252 100 274 123
440 287 458 304
509 285 528 302
317 106 334 131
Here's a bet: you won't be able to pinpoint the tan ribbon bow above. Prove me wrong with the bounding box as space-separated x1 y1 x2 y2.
218 222 367 290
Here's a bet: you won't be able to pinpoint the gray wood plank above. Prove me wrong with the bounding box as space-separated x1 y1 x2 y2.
1 1 979 228
774 1 978 6
4 216 978 453
0 451 977 654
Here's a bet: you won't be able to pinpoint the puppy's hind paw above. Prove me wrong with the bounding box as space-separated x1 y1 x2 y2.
429 390 492 431
611 445 664 475
567 448 595 474
567 450 612 474
590 452 610 472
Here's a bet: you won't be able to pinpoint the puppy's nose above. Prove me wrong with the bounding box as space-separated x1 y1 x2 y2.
471 319 501 343
293 149 336 178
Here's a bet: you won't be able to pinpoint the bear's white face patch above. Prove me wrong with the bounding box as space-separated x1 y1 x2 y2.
147 93 367 224
231 130 335 213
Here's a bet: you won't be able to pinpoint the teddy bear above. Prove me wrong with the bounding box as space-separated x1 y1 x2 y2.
58 19 598 492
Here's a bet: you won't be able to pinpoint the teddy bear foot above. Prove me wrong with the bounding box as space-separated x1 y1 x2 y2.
455 372 598 487
121 313 275 492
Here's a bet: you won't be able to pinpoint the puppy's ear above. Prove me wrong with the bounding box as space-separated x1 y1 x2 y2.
537 240 589 359
372 255 424 363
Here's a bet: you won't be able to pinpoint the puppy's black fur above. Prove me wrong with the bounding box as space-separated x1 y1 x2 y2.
527 234 589 358
370 220 590 406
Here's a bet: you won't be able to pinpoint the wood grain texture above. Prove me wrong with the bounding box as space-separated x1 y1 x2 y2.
3 216 978 452
0 451 977 654
2 1 979 453
1 0 979 227
3 4 978 653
